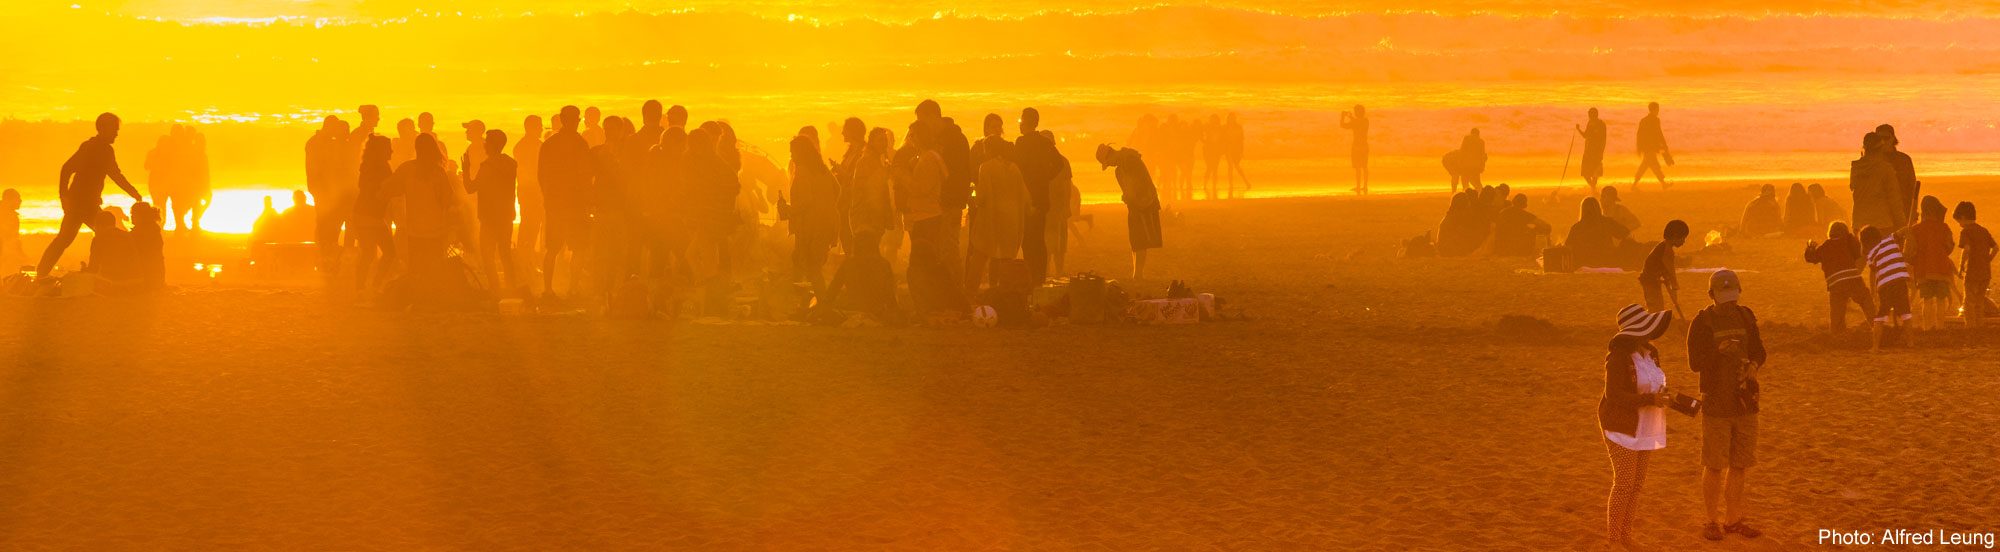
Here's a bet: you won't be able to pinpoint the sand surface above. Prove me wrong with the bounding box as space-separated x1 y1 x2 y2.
4 178 1998 550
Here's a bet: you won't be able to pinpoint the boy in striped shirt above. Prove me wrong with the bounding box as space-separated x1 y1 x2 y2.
1859 225 1911 350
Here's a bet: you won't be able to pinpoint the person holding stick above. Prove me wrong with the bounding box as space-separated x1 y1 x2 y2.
1577 108 1607 193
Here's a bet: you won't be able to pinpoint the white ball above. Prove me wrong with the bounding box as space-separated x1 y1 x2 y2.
971 305 999 327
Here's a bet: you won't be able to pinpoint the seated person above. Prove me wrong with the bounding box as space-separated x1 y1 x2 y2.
1600 186 1641 234
1565 197 1635 269
1783 182 1819 236
1740 183 1784 236
86 208 136 281
1492 194 1552 258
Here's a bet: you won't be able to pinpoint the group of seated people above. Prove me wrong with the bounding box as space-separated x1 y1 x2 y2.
1739 182 1843 238
250 190 318 244
83 203 167 294
1435 184 1655 270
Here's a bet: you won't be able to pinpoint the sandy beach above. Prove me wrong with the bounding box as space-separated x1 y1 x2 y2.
4 177 1999 550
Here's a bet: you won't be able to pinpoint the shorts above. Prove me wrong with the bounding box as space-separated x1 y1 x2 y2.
1702 413 1758 469
1917 278 1951 300
1127 208 1163 252
1876 280 1912 322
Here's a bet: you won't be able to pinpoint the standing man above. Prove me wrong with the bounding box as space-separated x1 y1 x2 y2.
1014 107 1060 284
538 105 595 299
1875 124 1917 226
920 100 974 289
1685 270 1766 542
514 115 545 272
1577 107 1607 193
471 129 518 291
1633 102 1672 192
1341 105 1369 195
38 112 145 280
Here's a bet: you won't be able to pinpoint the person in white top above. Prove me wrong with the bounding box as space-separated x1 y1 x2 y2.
1598 304 1676 551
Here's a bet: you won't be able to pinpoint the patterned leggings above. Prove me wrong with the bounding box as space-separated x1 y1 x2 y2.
1605 439 1652 543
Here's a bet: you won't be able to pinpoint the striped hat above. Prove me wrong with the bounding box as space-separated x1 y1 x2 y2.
1616 304 1673 338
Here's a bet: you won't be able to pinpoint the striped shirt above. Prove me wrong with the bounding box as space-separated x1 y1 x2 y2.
1869 239 1910 288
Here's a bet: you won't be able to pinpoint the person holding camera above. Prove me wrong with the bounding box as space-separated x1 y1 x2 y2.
1685 269 1766 541
1599 304 1677 551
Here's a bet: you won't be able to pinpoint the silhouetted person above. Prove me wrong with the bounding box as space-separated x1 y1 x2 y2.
37 113 145 280
353 135 398 293
392 134 455 278
591 116 639 295
252 196 280 242
1808 183 1843 225
822 127 898 316
471 129 518 291
1633 102 1672 192
894 120 959 314
1096 143 1162 280
282 189 317 242
391 117 419 167
1342 105 1370 195
966 136 1026 293
1850 132 1904 232
144 134 181 233
1739 184 1782 236
128 202 164 292
687 124 742 315
787 134 839 296
1223 112 1246 198
1566 197 1634 269
1200 114 1224 199
584 106 604 148
921 101 973 287
1783 182 1818 235
1015 107 1059 284
1601 186 1640 234
1493 194 1552 258
85 208 134 280
832 117 868 249
1875 124 1917 224
1448 128 1487 192
1042 129 1076 276
305 116 350 274
539 106 595 298
418 112 448 159
1577 107 1607 192
513 115 545 271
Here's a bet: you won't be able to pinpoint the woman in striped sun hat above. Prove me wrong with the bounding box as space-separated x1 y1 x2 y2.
1599 304 1676 551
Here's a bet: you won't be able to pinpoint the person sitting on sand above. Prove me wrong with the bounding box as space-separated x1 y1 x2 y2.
1097 143 1163 280
1639 220 1688 312
1599 304 1675 552
85 208 135 282
1565 197 1634 269
1906 196 1955 331
1686 270 1765 542
1491 194 1551 258
128 202 165 292
251 196 281 243
1859 224 1911 349
1805 221 1876 334
1957 202 1995 329
1807 183 1843 226
1782 182 1818 236
1600 186 1641 234
1738 184 1783 237
281 190 317 243
1436 190 1483 257
1850 132 1905 232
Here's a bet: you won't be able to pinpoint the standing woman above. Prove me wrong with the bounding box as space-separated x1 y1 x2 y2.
965 138 1026 294
1599 305 1676 552
392 134 455 279
1095 143 1164 280
822 128 898 315
352 135 399 293
788 134 840 296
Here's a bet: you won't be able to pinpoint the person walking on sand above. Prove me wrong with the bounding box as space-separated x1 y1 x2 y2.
1342 105 1370 195
1804 221 1876 334
1577 107 1608 193
1632 102 1672 192
1097 143 1163 280
1850 132 1906 233
36 113 145 282
1639 220 1688 313
1598 304 1675 552
1685 269 1765 542
1860 225 1912 349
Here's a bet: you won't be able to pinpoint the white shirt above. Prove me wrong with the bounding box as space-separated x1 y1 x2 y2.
1606 351 1667 451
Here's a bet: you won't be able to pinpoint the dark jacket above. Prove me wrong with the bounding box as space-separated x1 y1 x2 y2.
937 118 973 213
1599 335 1662 437
1687 303 1765 417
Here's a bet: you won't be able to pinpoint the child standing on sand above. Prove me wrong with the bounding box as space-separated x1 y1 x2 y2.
1805 221 1875 334
1860 225 1912 350
1957 202 1995 328
1906 196 1955 331
1598 304 1675 552
1639 220 1688 312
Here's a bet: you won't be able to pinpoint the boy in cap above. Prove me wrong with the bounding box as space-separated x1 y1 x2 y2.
1685 269 1765 541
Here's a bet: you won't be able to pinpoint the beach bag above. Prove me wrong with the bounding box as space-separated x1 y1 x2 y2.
1541 246 1577 273
1068 272 1109 324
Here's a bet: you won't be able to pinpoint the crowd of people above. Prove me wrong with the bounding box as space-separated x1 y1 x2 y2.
21 102 1170 321
143 124 214 235
1126 112 1246 202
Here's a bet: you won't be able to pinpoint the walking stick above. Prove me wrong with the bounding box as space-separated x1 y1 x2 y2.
1558 132 1576 189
